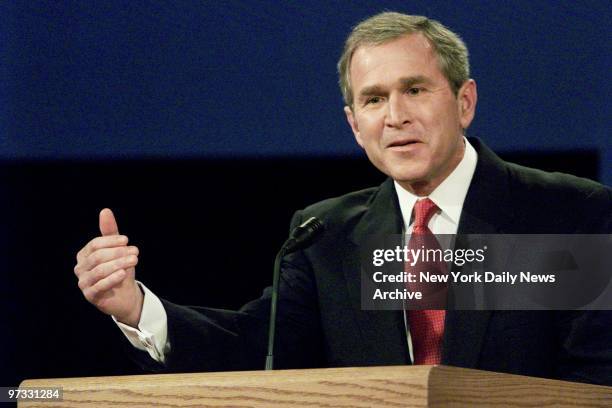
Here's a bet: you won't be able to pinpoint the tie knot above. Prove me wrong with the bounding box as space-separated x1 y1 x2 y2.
413 198 438 229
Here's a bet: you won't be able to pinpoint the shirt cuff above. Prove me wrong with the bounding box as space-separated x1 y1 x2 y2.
113 281 169 363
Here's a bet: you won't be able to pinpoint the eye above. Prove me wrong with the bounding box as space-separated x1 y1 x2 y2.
407 87 423 96
366 96 382 105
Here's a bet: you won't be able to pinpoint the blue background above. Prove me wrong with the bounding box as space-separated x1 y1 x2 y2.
1 1 610 182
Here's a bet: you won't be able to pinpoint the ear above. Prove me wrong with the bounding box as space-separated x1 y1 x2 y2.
457 79 477 130
344 106 364 148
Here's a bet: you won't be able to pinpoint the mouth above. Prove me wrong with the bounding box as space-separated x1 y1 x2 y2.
387 139 422 149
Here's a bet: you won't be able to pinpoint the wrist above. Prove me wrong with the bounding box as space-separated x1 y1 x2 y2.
116 283 144 328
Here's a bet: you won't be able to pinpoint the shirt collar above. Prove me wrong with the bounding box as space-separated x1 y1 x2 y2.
394 137 478 229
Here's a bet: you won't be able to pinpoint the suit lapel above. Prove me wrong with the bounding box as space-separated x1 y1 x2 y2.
344 179 410 365
442 137 514 367
456 138 513 235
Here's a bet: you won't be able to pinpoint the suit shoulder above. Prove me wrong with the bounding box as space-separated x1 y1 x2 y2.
507 162 610 201
301 186 379 220
505 162 611 231
288 185 384 233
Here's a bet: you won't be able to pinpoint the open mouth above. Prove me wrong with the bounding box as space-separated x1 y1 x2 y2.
388 139 421 148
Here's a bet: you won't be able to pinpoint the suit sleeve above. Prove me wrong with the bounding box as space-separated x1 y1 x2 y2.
555 185 612 385
555 311 612 385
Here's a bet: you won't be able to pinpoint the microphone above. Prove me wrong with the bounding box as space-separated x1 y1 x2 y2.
265 217 325 370
282 217 325 254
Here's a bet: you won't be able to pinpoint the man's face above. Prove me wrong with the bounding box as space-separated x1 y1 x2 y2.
345 33 477 196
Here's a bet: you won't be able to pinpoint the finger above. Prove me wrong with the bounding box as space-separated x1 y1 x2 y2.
83 269 127 303
80 235 129 258
75 244 137 277
78 255 138 290
81 246 139 272
99 208 119 236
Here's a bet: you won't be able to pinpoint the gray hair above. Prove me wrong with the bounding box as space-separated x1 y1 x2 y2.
338 12 470 108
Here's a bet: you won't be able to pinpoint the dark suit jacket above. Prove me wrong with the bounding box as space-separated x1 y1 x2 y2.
129 138 612 385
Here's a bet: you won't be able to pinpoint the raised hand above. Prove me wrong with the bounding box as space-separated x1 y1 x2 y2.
74 208 144 327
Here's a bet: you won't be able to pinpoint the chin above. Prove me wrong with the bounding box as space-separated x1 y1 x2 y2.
389 165 430 185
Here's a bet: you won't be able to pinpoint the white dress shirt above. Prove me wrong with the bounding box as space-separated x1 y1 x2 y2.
115 137 478 364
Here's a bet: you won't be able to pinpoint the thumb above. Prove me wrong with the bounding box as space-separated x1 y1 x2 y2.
99 208 120 236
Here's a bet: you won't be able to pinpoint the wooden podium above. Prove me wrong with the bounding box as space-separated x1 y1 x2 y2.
19 365 611 407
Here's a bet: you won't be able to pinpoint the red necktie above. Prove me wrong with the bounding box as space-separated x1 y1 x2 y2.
406 198 446 365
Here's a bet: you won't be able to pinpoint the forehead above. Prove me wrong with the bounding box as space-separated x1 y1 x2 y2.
349 33 441 89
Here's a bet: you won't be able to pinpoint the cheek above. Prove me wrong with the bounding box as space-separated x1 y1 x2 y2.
425 108 459 146
360 107 385 127
357 116 384 143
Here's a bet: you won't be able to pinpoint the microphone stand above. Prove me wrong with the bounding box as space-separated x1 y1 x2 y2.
264 217 324 370
265 246 286 370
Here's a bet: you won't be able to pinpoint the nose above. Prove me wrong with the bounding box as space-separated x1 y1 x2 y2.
385 94 411 129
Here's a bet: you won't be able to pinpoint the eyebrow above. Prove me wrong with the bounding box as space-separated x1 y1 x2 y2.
399 75 433 87
357 75 433 101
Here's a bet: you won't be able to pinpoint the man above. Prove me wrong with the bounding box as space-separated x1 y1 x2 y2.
73 13 612 383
